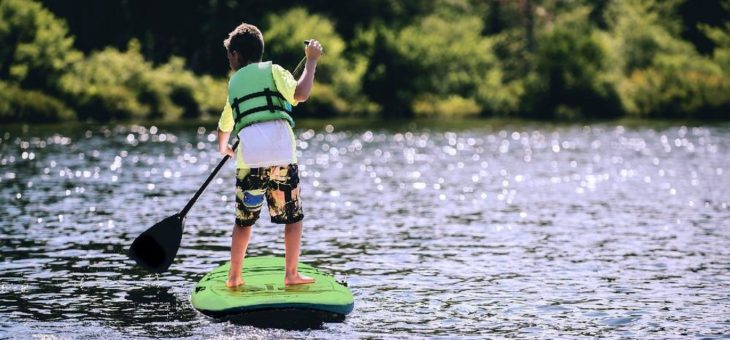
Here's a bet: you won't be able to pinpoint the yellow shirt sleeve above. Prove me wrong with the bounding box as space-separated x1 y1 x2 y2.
272 64 299 106
218 96 234 132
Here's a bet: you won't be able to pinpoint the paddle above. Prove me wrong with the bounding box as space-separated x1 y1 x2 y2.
129 41 316 273
128 140 239 273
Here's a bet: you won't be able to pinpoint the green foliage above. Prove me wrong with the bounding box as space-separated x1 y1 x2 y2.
603 0 694 74
363 12 517 118
0 0 80 92
606 0 730 119
0 81 74 123
59 40 226 122
59 41 150 121
523 7 623 119
3 0 730 122
700 13 730 72
150 56 226 119
0 0 226 123
264 8 373 117
619 56 730 119
360 26 414 117
413 95 481 118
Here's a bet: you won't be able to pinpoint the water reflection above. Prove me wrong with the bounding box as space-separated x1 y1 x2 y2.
1 121 729 338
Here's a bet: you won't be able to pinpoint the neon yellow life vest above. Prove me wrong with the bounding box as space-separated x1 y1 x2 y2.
228 61 295 135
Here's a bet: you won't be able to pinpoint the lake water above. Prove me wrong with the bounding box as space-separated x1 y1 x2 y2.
1 120 729 338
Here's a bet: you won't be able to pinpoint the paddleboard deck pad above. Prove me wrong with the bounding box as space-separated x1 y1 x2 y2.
191 256 353 325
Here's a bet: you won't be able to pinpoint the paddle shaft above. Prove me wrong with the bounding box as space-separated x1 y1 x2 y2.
179 140 239 218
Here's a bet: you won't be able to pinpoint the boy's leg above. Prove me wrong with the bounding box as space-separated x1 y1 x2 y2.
228 167 265 287
227 224 252 287
284 220 315 285
265 164 313 285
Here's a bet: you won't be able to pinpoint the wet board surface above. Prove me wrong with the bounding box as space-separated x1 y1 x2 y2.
191 256 354 323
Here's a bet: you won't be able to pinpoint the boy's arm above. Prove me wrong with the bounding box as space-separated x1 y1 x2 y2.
293 39 323 102
217 100 236 157
218 129 234 157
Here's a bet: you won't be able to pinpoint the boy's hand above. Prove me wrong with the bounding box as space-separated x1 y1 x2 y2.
305 39 323 61
220 144 235 158
294 40 322 102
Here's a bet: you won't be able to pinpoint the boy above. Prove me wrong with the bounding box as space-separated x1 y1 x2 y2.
216 23 322 287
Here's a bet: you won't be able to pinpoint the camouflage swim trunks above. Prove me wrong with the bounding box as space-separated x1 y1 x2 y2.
234 164 303 226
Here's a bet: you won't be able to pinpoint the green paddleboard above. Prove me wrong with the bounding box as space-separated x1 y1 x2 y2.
191 256 354 322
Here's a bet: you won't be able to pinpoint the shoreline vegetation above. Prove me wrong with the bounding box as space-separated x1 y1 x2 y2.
1 0 730 124
3 117 728 137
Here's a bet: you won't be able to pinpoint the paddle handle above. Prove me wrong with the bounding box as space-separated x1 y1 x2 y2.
179 140 239 218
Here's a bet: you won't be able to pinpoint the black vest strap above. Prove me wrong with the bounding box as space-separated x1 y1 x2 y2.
231 88 291 123
236 104 292 120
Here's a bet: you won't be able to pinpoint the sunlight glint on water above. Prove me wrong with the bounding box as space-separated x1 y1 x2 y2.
0 122 729 338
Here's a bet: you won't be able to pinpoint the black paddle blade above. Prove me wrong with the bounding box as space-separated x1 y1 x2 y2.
128 214 184 273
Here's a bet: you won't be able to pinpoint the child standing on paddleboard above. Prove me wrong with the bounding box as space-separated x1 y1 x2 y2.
216 23 322 287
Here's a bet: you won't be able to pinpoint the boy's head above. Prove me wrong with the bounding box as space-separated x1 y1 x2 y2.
224 23 264 70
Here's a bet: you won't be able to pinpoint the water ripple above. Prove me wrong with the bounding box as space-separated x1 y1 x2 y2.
1 122 729 338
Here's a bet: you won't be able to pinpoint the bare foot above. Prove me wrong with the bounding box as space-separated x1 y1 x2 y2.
285 273 315 285
226 276 244 288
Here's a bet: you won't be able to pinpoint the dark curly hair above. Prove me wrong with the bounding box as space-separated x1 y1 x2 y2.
223 23 264 65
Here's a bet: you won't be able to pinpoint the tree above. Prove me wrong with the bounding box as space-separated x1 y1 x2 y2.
264 8 372 117
59 40 226 121
0 0 80 92
606 0 730 118
522 7 623 119
363 11 515 118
